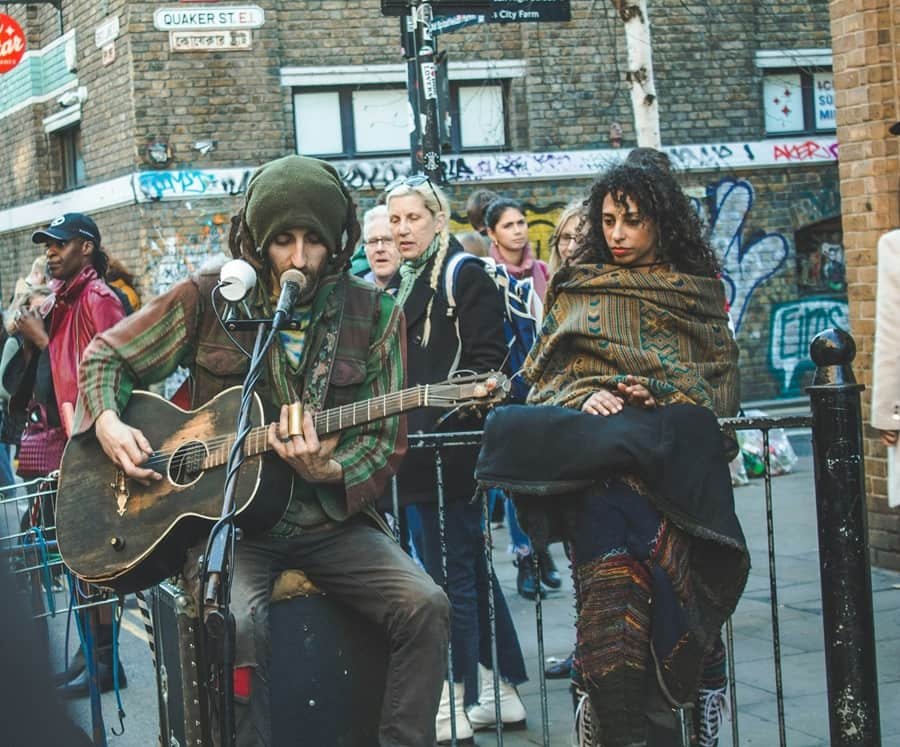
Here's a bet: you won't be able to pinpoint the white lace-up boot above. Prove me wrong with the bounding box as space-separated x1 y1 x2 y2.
436 680 474 744
466 663 527 731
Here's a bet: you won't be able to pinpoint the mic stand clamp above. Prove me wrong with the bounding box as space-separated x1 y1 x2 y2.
225 317 302 333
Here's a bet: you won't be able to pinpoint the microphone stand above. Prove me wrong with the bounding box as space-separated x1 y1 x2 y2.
200 307 300 747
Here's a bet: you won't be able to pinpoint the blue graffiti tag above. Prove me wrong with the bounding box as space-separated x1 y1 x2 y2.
138 170 218 200
708 178 789 332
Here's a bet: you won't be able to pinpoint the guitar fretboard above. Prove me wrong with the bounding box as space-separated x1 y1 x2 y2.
200 386 432 470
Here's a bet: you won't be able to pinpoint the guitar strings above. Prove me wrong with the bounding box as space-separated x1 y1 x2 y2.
130 388 487 468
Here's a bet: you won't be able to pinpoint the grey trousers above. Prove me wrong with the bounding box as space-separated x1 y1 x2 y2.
184 516 450 747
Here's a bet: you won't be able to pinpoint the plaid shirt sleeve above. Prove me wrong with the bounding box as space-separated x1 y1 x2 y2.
331 292 407 513
75 280 200 433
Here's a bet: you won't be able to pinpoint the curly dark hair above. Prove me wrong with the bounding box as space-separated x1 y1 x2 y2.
580 163 720 278
227 201 361 293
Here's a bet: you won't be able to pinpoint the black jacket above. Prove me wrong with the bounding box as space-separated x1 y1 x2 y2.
394 238 507 504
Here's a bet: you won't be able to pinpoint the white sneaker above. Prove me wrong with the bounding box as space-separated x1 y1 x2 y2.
466 663 527 731
436 681 474 744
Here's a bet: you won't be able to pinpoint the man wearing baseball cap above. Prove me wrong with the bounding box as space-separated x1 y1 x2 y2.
31 212 102 249
6 211 126 696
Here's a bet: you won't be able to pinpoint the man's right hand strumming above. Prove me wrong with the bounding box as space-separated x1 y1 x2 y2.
94 409 163 484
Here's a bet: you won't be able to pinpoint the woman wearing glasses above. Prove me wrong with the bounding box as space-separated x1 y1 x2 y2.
387 175 529 743
548 200 589 276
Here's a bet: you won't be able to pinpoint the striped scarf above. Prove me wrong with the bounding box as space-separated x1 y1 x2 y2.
524 264 740 417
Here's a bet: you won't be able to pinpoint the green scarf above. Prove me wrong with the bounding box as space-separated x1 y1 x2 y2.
396 235 441 307
524 264 740 417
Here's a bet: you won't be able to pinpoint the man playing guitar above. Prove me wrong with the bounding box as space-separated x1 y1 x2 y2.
74 155 451 746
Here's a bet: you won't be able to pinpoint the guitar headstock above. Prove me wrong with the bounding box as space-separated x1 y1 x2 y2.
427 371 511 409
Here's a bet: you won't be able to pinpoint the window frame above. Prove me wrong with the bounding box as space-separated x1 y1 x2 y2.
755 49 834 138
56 124 86 191
448 81 510 153
285 61 525 160
761 67 835 137
292 79 509 159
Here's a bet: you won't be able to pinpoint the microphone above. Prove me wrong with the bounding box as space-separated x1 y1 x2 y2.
219 259 256 329
218 259 257 324
219 259 257 303
272 269 307 330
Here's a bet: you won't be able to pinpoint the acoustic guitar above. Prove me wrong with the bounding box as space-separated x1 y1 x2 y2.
55 372 508 593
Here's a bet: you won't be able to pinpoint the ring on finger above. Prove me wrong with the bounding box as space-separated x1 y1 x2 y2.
280 436 292 444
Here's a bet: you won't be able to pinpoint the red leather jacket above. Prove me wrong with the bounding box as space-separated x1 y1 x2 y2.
48 266 126 416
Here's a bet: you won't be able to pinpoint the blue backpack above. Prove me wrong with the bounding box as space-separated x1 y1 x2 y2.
443 254 542 403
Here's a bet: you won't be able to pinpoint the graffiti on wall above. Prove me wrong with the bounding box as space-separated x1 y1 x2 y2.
128 137 839 201
770 297 849 392
707 177 790 333
337 138 836 191
136 169 252 201
145 213 230 296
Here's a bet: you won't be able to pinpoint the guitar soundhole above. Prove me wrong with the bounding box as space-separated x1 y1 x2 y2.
169 441 208 486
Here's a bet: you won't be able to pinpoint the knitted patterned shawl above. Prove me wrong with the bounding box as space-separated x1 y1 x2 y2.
524 264 740 417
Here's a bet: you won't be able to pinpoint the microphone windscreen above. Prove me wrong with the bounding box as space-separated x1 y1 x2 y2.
280 269 307 296
219 259 258 302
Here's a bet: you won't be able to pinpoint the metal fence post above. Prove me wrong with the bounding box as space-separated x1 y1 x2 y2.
807 328 881 746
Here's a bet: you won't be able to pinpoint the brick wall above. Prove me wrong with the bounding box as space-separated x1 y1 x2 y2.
829 0 900 569
0 0 843 404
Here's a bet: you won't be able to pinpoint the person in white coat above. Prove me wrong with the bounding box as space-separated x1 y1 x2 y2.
871 229 900 506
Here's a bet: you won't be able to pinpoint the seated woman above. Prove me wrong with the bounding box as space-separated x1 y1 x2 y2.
517 162 744 746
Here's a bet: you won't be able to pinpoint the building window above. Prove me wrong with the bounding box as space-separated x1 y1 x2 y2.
755 50 834 136
455 84 505 149
761 69 834 135
293 81 507 158
56 125 86 190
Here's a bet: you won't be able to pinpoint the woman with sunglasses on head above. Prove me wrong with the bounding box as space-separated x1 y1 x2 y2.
514 161 746 746
387 175 529 743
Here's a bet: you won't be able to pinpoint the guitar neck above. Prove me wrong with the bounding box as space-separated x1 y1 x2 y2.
203 385 434 469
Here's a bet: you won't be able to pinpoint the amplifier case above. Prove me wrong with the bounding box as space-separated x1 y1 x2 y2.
151 581 211 747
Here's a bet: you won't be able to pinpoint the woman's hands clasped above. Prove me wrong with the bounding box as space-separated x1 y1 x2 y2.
581 375 657 417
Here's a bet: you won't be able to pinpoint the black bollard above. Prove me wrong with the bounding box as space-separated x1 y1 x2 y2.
807 328 881 746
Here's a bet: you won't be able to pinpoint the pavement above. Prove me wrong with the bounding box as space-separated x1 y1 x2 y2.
41 431 900 745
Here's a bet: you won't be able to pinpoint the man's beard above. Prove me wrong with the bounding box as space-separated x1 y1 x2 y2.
271 266 321 306
295 267 320 304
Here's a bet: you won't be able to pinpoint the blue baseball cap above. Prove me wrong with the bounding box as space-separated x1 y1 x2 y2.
32 213 101 247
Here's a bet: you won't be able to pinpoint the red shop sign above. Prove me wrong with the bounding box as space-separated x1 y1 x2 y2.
0 14 26 74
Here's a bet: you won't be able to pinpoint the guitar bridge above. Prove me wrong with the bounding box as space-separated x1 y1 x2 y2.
110 471 130 517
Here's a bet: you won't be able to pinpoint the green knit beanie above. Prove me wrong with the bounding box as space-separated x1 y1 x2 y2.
245 155 349 254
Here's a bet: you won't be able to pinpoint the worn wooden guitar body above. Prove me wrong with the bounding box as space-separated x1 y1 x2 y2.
55 372 508 593
55 388 290 593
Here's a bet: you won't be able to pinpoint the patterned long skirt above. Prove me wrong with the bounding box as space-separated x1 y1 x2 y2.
570 480 727 747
